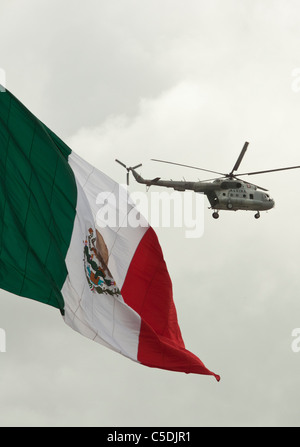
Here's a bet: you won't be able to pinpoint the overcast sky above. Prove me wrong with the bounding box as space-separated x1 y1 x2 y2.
1 0 300 427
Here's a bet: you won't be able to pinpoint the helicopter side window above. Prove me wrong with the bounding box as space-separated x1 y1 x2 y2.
249 194 254 199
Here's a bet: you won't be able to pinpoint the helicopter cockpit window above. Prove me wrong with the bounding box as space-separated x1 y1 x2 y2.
263 194 271 201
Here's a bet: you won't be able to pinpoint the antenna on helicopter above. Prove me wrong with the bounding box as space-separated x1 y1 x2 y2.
115 159 142 185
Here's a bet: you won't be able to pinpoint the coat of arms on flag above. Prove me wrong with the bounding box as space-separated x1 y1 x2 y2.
84 227 120 296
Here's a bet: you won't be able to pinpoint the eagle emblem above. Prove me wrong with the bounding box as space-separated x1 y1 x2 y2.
83 227 120 296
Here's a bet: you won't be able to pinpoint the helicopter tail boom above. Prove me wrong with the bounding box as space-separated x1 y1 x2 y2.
130 167 242 192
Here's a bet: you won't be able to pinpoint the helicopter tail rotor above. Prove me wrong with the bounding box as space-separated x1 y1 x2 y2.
115 159 142 185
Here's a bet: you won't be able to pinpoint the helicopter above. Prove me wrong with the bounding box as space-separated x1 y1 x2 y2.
116 142 300 219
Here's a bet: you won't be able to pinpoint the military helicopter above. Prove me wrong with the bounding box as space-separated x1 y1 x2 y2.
116 142 300 219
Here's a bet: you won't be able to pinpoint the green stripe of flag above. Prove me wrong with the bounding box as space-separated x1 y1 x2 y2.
0 90 77 310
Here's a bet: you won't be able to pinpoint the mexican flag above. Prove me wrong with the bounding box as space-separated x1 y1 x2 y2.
0 88 220 381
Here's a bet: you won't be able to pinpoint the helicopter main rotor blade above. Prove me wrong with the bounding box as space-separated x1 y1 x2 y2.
233 176 269 191
238 165 300 176
230 141 249 175
151 159 225 176
196 176 227 183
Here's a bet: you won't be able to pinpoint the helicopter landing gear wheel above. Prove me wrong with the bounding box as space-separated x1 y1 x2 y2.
227 202 233 210
212 211 219 219
254 212 260 219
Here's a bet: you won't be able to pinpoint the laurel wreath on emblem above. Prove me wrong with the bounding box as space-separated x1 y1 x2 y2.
83 227 120 296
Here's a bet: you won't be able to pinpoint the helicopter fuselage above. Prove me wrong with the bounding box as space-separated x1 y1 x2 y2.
129 170 275 218
116 137 296 219
207 179 275 212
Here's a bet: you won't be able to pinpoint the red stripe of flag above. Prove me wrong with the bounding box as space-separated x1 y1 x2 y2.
121 227 220 380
